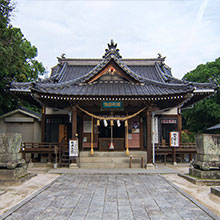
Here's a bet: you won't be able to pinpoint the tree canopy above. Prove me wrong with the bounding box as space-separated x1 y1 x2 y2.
182 57 220 132
0 0 45 114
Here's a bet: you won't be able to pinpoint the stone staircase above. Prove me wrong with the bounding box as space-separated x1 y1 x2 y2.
79 151 147 168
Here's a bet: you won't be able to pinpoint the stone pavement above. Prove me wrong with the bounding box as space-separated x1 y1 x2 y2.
1 174 219 220
48 164 177 175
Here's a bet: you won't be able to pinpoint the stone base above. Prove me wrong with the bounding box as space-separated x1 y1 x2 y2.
189 168 220 179
178 173 220 186
145 163 156 169
69 163 79 169
0 165 27 180
211 187 220 198
192 159 220 171
0 173 36 186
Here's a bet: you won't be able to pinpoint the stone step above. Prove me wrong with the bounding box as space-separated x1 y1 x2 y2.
80 157 143 163
80 151 146 157
114 163 142 168
80 157 113 163
79 151 146 168
80 157 146 168
80 162 115 168
80 162 143 168
80 151 127 157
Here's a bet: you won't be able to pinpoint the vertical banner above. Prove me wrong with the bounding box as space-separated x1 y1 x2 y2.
169 132 180 147
69 139 79 157
152 117 158 144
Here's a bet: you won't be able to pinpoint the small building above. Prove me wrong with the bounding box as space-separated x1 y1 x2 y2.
0 107 41 142
10 40 216 164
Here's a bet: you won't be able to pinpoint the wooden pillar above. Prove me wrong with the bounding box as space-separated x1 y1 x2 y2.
72 106 77 138
125 120 129 155
177 108 182 143
146 110 152 164
41 106 46 142
91 117 94 155
140 116 144 150
177 108 182 164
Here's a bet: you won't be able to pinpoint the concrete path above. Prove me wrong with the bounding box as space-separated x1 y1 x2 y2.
1 174 219 220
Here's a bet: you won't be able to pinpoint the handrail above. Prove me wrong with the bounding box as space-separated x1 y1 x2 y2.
21 142 68 167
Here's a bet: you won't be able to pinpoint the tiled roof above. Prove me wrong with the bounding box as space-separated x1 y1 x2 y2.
32 80 191 96
0 106 41 120
10 40 216 103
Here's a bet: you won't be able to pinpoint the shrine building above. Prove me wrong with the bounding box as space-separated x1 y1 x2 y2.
10 40 216 165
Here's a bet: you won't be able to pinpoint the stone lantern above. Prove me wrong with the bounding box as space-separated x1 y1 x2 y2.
0 133 27 182
191 134 220 179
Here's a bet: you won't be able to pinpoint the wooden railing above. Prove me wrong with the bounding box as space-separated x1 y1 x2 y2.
155 143 197 163
21 142 67 166
155 143 196 148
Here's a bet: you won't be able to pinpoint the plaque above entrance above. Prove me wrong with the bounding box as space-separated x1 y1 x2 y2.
101 101 123 110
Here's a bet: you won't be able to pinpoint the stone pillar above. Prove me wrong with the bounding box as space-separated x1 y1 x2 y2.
190 134 220 179
193 134 220 170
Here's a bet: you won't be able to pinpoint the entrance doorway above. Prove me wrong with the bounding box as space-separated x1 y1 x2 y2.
98 120 125 151
161 119 177 144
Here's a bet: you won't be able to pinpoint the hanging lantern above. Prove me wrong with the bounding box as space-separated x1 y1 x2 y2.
125 120 128 127
117 120 121 127
110 120 114 126
97 119 100 126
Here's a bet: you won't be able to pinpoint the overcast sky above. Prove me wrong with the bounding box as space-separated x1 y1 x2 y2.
12 0 220 79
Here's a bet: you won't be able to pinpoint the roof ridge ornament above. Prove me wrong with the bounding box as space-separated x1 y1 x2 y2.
157 53 166 65
102 39 122 59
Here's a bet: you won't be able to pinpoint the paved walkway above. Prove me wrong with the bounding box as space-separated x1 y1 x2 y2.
1 174 219 220
48 165 177 175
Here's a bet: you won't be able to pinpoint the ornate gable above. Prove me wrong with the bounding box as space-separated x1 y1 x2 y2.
82 40 142 84
87 59 138 83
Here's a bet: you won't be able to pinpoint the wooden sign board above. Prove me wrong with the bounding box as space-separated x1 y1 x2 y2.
69 139 78 157
169 132 180 147
101 101 123 110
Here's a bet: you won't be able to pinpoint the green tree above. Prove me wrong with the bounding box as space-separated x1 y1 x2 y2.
0 0 45 114
182 57 220 132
